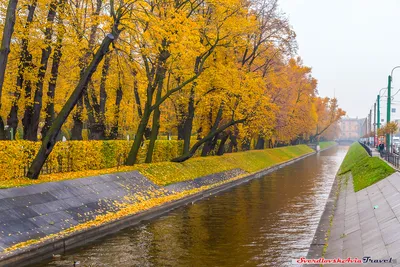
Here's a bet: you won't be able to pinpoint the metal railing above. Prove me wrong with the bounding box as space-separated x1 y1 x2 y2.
380 152 400 169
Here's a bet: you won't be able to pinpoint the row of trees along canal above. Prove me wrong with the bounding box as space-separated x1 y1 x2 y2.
0 0 346 179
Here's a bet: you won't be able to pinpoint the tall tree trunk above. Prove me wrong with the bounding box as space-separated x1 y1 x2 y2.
241 137 251 151
42 17 64 138
91 53 111 139
0 0 19 139
182 85 195 154
7 0 37 138
126 103 152 165
255 135 265 149
27 31 119 179
83 81 107 140
21 80 34 139
202 134 219 156
228 130 238 153
177 120 185 140
99 55 110 115
23 0 58 141
126 43 170 165
71 98 84 140
83 85 98 139
71 0 103 140
132 71 143 119
201 104 223 156
86 54 110 139
217 131 229 156
145 63 166 163
109 83 123 139
145 106 160 163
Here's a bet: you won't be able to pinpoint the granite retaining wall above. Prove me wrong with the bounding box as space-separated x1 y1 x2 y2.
165 168 247 193
0 172 166 251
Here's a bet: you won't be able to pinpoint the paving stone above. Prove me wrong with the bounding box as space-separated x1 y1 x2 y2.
343 230 362 256
0 219 39 234
387 239 400 258
383 232 400 247
360 216 379 231
361 229 381 246
49 188 76 200
364 242 387 256
359 208 375 222
381 223 400 245
0 168 238 253
323 172 400 264
380 217 400 230
393 206 400 217
0 198 18 211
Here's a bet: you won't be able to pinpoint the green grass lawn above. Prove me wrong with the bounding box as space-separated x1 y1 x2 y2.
339 142 370 174
339 142 395 192
135 145 314 185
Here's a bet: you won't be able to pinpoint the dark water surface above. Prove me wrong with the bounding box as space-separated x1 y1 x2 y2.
37 146 348 267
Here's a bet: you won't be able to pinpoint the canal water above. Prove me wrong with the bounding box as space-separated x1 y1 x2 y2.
37 146 348 267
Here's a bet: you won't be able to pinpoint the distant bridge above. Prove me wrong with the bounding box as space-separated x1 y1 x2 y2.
337 139 356 145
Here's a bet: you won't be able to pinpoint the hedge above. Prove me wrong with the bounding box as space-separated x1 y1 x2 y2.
0 140 207 181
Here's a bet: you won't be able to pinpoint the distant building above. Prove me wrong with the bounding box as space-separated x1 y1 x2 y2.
338 117 365 140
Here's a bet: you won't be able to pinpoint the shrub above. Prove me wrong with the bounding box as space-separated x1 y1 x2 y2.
0 139 225 181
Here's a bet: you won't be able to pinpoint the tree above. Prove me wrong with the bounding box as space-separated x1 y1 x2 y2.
42 10 66 138
125 0 241 165
311 97 346 142
26 0 128 179
22 0 60 141
6 0 37 139
0 0 19 139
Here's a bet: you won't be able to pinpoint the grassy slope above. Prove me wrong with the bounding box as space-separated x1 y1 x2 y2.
319 141 337 150
0 145 314 188
136 145 314 185
339 143 395 192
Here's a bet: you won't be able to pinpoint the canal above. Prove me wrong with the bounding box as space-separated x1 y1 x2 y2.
37 146 348 267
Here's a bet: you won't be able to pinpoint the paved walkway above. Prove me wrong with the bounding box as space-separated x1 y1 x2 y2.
372 151 381 157
325 172 400 266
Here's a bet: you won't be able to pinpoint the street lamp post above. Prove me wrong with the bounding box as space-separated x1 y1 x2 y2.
387 75 392 152
377 87 387 130
377 87 389 148
377 94 381 129
374 102 376 146
387 66 400 152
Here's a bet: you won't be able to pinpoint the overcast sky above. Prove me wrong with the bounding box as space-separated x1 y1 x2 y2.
279 0 400 120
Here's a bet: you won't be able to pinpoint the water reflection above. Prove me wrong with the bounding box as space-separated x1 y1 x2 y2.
37 146 348 267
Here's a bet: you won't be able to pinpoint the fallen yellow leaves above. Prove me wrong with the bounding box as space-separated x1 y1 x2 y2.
3 172 249 253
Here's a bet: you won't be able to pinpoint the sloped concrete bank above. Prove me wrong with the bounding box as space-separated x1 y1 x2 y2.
306 172 343 261
0 145 336 267
305 143 343 264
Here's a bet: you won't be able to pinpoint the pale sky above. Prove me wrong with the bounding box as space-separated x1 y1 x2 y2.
279 0 400 120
